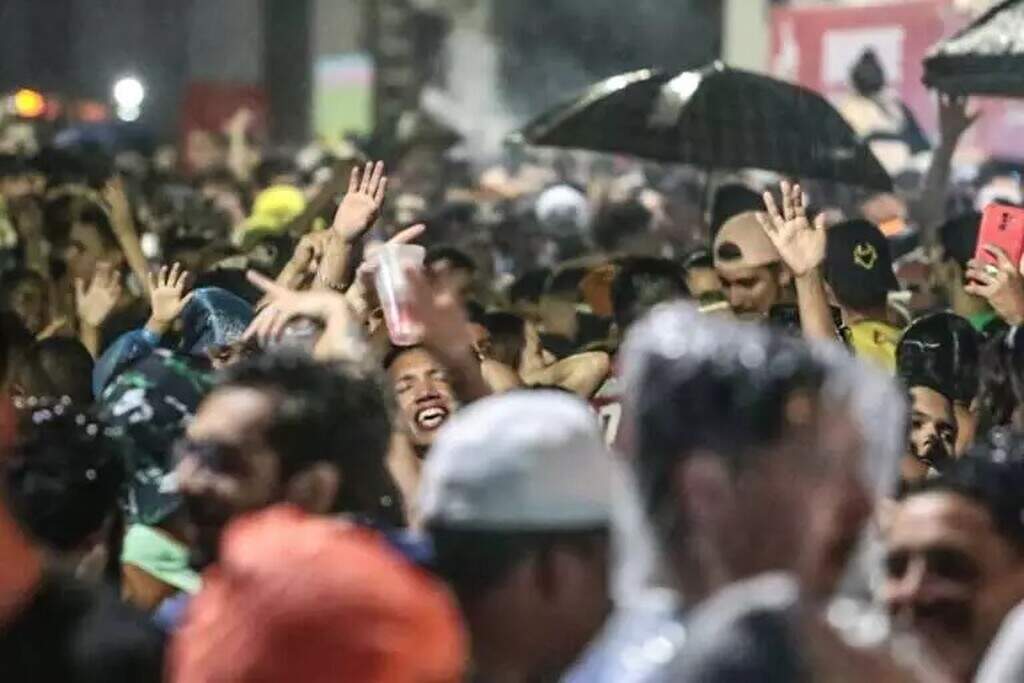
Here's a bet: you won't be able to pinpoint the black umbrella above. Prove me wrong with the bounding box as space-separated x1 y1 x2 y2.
923 0 1024 97
510 62 893 191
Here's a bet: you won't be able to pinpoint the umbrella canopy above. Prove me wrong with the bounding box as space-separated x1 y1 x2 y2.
923 0 1024 97
511 62 893 191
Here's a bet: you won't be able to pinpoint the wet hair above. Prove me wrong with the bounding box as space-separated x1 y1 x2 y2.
429 527 608 604
897 313 980 406
627 313 828 536
509 268 551 305
34 338 95 404
611 257 689 330
483 312 528 369
425 246 477 274
591 200 651 252
4 406 124 552
901 456 1024 552
219 353 403 526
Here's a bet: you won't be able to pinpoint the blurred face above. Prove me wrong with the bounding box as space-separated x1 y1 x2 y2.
716 264 786 319
882 492 1024 679
9 279 47 335
905 387 957 486
685 266 722 300
388 348 459 451
799 406 872 596
686 398 868 586
63 221 118 284
468 537 611 680
175 387 282 564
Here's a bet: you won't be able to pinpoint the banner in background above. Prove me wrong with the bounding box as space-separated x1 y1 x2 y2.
771 0 1024 162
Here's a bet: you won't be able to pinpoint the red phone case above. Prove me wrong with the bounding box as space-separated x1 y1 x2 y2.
975 203 1024 267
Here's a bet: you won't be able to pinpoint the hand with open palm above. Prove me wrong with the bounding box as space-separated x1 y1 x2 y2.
332 161 387 243
756 181 827 278
146 263 194 335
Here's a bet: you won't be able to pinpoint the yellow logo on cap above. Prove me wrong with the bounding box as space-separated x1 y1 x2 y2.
853 243 878 270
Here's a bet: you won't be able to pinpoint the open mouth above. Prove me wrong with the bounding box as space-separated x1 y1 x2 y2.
415 406 450 431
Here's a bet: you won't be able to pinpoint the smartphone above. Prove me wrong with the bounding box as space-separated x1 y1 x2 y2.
974 203 1024 267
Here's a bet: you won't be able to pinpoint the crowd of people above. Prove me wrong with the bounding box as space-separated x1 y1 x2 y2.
4 71 1024 683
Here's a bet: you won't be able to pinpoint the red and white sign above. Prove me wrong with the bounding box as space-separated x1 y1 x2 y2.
771 0 1024 161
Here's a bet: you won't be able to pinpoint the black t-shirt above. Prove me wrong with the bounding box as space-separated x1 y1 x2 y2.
0 570 165 683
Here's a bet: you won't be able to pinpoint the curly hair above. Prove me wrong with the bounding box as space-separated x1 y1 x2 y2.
218 353 403 525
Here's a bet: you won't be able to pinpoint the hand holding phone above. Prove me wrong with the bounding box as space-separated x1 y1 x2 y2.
974 204 1024 268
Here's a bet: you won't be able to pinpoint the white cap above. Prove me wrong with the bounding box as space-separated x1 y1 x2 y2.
419 391 612 530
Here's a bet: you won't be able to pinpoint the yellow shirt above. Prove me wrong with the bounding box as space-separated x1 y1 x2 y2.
847 320 902 373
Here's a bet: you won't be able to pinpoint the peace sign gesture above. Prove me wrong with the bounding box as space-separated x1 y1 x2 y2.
756 181 827 278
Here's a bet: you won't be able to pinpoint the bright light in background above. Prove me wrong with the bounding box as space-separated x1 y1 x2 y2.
13 89 45 118
113 77 145 108
113 76 145 121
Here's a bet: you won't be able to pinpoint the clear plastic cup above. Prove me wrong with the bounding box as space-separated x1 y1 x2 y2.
374 243 426 346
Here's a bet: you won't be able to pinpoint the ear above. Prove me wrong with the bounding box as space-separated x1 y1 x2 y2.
284 463 341 515
673 453 734 535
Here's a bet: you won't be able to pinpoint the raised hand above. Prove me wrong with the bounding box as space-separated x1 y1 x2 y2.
332 161 388 242
346 224 427 320
965 245 1024 325
244 271 365 362
277 230 334 290
75 262 122 330
101 176 133 230
756 181 827 278
146 263 194 335
939 94 980 145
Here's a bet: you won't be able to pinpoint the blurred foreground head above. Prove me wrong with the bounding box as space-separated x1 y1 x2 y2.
420 390 612 681
176 353 402 567
622 303 904 598
170 505 466 683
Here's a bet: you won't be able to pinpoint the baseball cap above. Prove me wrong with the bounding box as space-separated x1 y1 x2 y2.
419 390 612 531
710 184 765 238
713 211 781 272
823 218 899 310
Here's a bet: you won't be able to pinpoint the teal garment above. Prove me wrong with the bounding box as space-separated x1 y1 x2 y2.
99 350 214 525
967 310 999 334
122 524 201 594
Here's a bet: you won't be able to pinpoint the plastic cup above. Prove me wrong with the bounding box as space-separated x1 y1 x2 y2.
374 243 426 346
